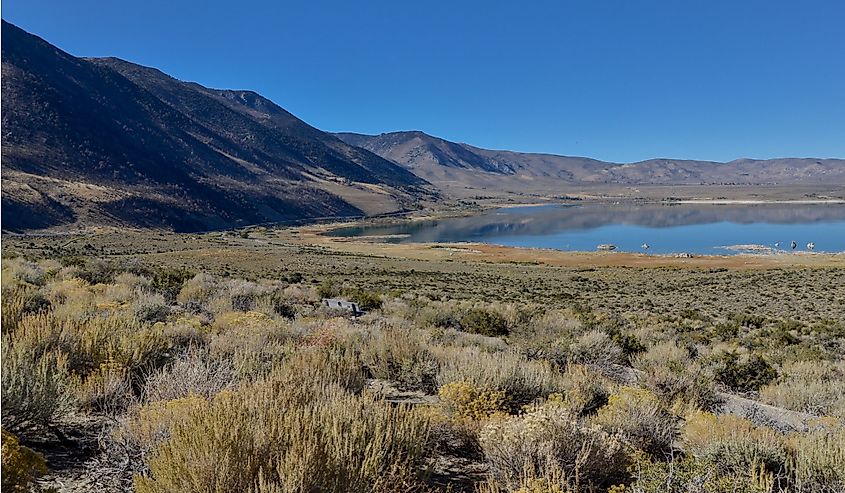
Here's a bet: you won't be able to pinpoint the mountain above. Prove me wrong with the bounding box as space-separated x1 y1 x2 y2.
1 21 432 232
335 131 845 190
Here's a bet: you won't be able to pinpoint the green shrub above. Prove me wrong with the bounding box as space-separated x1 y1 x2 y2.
713 352 777 392
608 330 646 362
713 321 740 341
427 310 461 330
351 290 383 311
316 279 340 299
627 452 771 493
1 335 76 432
461 308 509 337
76 259 119 284
286 272 304 284
151 267 195 303
731 313 767 330
265 291 296 318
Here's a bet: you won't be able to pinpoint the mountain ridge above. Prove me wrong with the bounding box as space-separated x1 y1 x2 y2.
334 131 845 187
1 20 432 232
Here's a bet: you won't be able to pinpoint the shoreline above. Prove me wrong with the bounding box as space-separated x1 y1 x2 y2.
289 224 845 270
676 199 845 205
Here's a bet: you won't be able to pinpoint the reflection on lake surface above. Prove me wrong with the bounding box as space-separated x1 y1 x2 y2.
328 203 845 255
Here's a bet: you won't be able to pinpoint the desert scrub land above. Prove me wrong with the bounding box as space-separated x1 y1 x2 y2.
5 229 845 322
1 234 845 492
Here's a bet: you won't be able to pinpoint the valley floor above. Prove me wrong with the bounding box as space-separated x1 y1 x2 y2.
2 215 844 492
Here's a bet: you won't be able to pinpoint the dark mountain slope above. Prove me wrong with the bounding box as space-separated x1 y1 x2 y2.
92 58 423 187
335 131 845 187
2 21 430 232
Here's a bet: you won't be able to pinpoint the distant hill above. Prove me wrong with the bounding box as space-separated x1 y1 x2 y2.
1 21 432 232
335 131 845 188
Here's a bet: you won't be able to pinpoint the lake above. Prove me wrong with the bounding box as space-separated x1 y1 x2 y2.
327 203 845 255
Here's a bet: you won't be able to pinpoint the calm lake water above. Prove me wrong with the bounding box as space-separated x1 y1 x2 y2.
328 203 845 255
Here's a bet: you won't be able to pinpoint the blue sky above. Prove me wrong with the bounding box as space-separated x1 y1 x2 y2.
4 0 844 163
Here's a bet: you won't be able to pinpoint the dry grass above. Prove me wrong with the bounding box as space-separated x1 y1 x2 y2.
479 403 628 491
760 361 845 418
0 240 843 493
434 346 566 408
133 367 431 493
594 387 677 457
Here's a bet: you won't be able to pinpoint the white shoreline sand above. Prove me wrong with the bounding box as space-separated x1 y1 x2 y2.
677 199 845 205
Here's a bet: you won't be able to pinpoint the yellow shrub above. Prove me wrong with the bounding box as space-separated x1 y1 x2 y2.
161 316 208 346
633 342 719 411
176 273 217 305
4 312 172 420
0 283 49 334
682 411 790 481
211 310 277 333
626 450 771 493
439 380 509 421
133 374 429 493
76 358 131 413
479 404 628 491
1 258 50 287
142 350 237 403
45 278 95 320
416 404 480 455
1 428 48 492
360 325 439 392
594 387 676 456
478 472 572 493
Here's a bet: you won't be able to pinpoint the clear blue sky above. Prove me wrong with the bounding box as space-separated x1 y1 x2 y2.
4 0 844 163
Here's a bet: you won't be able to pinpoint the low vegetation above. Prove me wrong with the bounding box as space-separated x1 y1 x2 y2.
1 232 844 492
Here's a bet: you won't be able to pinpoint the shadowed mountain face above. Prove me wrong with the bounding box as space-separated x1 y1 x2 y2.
335 131 845 187
1 21 431 232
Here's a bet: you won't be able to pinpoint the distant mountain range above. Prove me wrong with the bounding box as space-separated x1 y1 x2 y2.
1 21 432 232
335 131 845 189
2 21 843 232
